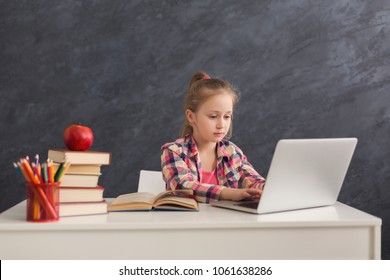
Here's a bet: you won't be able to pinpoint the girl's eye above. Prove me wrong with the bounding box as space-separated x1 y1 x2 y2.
209 115 217 119
224 115 231 119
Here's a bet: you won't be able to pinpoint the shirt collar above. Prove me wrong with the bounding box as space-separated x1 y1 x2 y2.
186 135 198 158
185 135 230 159
217 141 230 158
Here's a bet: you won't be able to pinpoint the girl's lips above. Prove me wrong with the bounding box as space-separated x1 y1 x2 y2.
214 132 224 136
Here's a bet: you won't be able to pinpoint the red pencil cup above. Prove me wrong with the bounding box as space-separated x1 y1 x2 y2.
26 182 60 222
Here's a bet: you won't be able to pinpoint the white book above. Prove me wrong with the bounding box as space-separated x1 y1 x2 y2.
60 174 100 187
59 201 107 217
59 186 104 203
48 149 111 165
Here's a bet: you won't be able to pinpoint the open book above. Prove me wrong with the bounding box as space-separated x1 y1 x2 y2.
108 189 198 211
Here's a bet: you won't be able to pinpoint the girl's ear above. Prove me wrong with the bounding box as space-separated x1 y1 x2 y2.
185 109 195 126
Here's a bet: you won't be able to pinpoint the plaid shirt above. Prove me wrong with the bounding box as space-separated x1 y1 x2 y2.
161 135 265 203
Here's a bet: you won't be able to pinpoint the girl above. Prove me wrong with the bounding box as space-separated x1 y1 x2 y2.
161 72 265 203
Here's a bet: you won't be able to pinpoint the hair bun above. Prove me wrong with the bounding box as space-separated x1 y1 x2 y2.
189 71 210 86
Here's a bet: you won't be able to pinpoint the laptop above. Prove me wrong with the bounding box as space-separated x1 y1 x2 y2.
211 138 358 214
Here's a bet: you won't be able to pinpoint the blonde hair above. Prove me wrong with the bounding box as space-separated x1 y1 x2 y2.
180 71 239 139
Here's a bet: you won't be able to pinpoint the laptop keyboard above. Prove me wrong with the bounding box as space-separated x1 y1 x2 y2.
235 201 259 209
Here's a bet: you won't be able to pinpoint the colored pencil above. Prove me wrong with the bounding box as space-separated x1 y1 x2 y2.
17 162 31 182
42 162 48 183
15 157 58 220
47 159 52 183
54 162 65 182
21 159 39 184
56 161 71 182
35 154 39 167
32 162 43 184
49 159 54 183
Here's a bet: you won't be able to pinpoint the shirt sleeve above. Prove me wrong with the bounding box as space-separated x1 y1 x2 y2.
161 144 226 203
235 145 266 189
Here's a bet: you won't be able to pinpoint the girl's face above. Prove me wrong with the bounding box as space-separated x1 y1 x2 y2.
186 91 233 146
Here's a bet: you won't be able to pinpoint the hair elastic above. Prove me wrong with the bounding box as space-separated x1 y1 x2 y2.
202 74 210 80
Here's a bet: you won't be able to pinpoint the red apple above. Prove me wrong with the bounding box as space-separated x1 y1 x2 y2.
63 124 94 151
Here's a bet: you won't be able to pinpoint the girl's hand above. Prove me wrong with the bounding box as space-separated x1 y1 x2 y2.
250 182 265 190
219 188 262 201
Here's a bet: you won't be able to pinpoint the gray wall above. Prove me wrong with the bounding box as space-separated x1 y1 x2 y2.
1 0 389 259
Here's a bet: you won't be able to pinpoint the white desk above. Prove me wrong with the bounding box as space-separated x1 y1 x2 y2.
0 201 381 259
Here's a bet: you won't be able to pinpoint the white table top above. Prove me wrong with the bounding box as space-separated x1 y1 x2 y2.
0 200 381 231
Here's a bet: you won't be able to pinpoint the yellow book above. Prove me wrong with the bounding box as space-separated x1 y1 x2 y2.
108 190 198 211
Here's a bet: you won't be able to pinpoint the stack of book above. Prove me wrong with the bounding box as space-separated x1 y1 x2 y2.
48 149 111 217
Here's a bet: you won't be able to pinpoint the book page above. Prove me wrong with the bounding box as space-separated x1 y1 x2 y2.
154 189 194 202
153 196 198 210
110 192 155 206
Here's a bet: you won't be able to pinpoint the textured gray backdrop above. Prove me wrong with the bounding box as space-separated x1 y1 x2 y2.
1 0 389 259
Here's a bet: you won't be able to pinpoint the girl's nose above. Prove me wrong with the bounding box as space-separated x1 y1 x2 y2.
216 118 224 128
